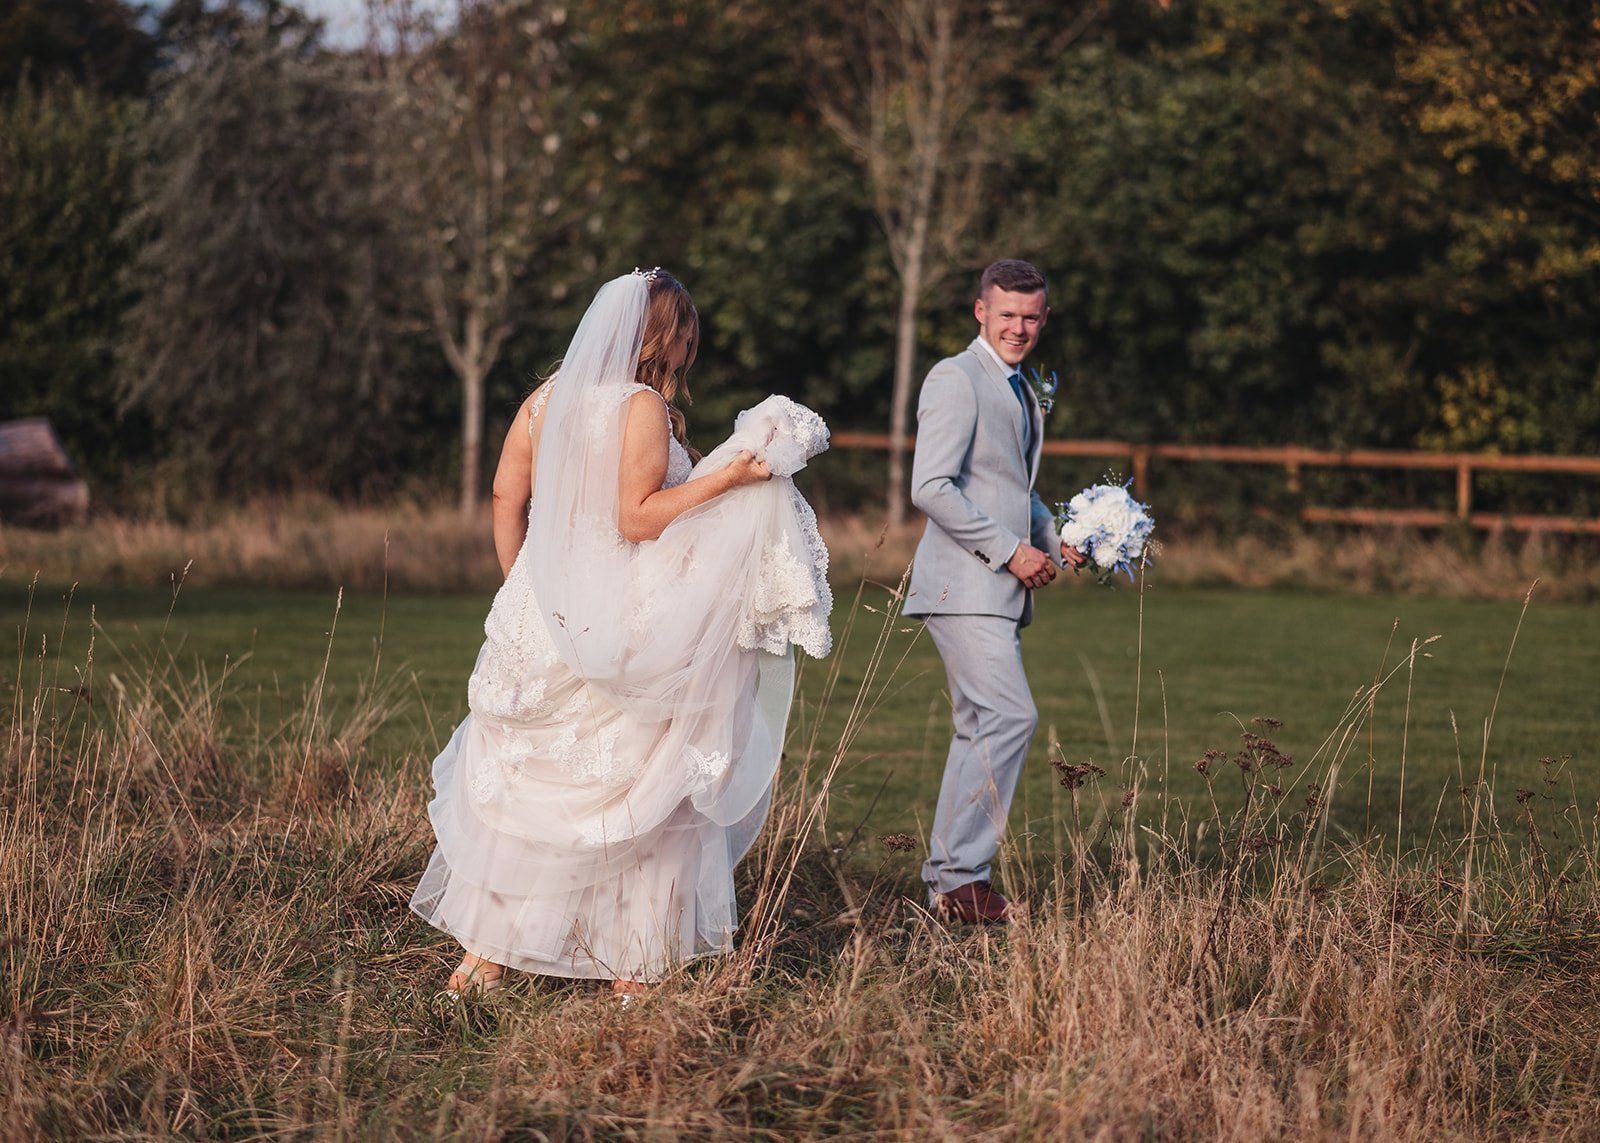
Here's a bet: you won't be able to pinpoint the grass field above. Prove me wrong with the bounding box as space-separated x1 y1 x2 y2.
6 570 1595 849
9 568 1600 1136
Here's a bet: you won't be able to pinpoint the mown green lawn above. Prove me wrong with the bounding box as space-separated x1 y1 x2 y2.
4 573 1596 847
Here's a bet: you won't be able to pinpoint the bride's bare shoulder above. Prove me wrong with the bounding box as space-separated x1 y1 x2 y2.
624 386 669 427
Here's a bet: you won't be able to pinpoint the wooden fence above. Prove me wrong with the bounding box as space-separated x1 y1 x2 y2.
828 433 1600 534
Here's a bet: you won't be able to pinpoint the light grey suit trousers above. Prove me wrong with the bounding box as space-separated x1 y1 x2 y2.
905 338 1062 897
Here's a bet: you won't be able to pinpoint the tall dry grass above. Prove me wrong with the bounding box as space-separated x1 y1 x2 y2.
5 497 1599 599
4 574 1600 1138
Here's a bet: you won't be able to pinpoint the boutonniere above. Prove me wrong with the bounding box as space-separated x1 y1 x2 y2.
1026 366 1058 416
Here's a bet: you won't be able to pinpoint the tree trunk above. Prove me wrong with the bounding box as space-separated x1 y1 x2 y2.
459 359 485 515
888 249 924 530
885 0 951 530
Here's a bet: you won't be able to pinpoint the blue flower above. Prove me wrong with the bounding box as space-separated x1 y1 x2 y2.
1027 367 1058 415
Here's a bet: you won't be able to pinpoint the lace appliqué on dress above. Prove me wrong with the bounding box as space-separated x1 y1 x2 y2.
665 436 693 489
469 768 500 804
736 485 833 659
685 745 731 783
734 394 830 477
468 672 552 722
481 556 561 666
571 511 631 570
551 721 627 783
527 380 554 432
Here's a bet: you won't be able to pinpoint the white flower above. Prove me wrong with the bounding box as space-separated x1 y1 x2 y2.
1055 483 1155 583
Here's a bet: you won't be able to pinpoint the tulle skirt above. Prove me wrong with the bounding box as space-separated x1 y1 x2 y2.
410 391 830 982
410 633 792 982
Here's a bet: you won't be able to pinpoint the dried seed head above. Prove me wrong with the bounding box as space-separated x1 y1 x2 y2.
1240 832 1280 856
1051 758 1105 790
878 833 919 853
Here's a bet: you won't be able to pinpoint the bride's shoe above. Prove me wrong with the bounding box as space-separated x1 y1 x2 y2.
445 957 505 999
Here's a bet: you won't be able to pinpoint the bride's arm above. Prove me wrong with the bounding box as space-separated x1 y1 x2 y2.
490 395 537 577
617 390 769 543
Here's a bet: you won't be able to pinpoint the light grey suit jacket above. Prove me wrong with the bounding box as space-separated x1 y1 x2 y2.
904 337 1061 626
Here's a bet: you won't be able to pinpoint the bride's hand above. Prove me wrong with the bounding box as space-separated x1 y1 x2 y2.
723 450 772 488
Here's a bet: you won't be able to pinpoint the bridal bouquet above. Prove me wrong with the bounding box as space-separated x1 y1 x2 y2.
1055 482 1155 586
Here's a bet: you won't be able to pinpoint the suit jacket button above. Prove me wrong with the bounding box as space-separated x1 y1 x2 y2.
975 550 988 564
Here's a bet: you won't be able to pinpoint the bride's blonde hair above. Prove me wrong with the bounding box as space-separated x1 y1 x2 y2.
636 270 700 462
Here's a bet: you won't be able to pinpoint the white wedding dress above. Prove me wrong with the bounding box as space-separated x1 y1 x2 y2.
411 273 831 982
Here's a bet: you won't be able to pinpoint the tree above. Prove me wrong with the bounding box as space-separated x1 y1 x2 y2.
117 5 414 498
370 0 573 514
0 81 150 488
803 0 1007 527
1391 0 1600 455
1016 0 1599 474
0 0 157 96
552 1 892 438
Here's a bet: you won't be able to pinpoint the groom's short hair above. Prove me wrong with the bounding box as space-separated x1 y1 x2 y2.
979 259 1047 299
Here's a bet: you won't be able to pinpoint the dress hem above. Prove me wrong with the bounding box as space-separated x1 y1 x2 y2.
411 902 735 983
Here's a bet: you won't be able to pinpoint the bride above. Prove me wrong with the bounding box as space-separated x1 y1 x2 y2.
412 267 832 1000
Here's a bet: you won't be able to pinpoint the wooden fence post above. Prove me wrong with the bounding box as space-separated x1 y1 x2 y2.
1456 462 1472 520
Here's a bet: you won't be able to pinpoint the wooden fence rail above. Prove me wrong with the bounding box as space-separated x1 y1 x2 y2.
827 432 1600 535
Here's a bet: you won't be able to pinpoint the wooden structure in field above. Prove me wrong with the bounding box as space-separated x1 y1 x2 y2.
0 418 89 528
830 432 1600 534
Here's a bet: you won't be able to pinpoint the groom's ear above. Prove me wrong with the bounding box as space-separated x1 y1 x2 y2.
973 295 986 325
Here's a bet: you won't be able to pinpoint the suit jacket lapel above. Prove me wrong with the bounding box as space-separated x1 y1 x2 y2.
967 337 1043 482
1024 381 1044 484
966 338 1028 461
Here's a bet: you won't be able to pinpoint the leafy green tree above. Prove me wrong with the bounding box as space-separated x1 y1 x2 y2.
0 0 156 96
0 81 151 487
1021 1 1420 447
1391 0 1600 454
116 4 423 497
1021 0 1599 473
495 1 895 453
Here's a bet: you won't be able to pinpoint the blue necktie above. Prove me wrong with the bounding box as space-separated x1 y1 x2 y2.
1007 371 1033 457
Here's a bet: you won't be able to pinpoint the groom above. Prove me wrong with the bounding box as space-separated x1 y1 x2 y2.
904 258 1084 924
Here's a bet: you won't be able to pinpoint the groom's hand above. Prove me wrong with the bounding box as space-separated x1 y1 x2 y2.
1007 543 1057 589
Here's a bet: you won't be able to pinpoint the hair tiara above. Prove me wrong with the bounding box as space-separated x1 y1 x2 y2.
631 266 663 283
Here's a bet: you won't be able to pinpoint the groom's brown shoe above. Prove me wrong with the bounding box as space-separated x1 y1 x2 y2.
933 880 1014 926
